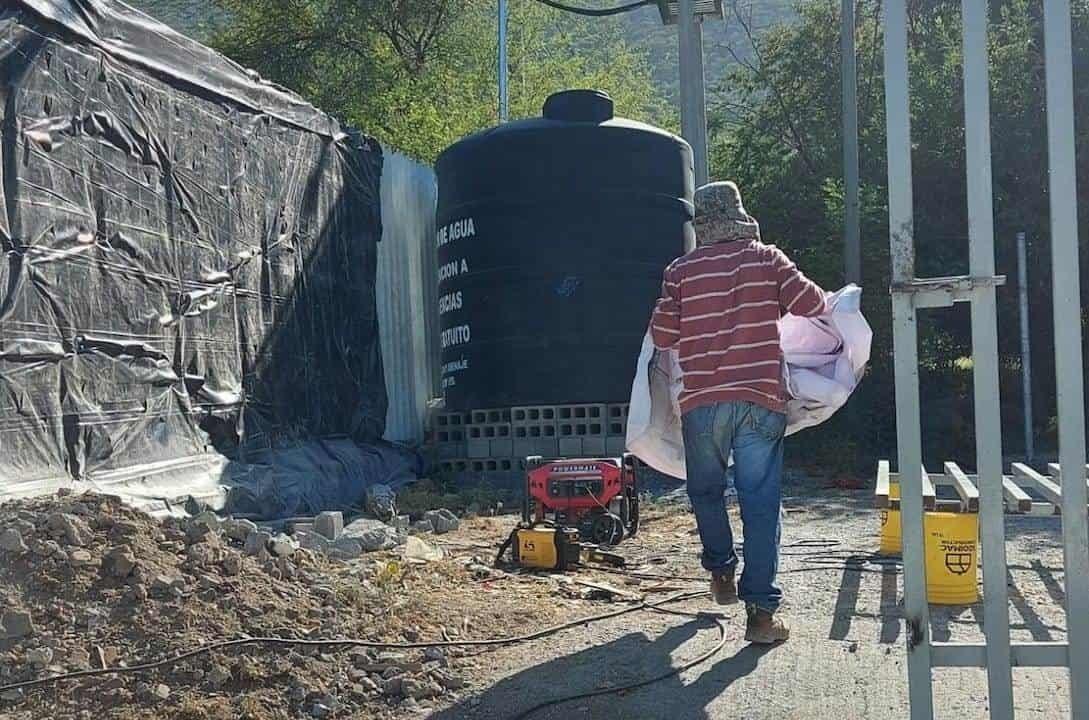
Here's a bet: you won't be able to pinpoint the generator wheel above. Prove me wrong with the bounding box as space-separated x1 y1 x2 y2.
590 513 624 546
625 489 640 538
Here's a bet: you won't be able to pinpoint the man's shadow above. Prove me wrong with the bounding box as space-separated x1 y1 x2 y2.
429 619 777 719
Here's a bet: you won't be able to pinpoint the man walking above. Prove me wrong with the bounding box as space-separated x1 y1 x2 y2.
650 181 827 644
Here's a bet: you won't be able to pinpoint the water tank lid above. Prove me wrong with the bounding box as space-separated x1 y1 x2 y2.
542 90 614 123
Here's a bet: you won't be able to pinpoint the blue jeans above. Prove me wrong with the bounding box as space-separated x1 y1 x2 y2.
682 401 786 611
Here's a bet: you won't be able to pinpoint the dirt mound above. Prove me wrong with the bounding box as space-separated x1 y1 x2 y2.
0 492 540 719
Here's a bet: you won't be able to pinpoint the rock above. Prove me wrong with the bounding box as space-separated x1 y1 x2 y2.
1 689 23 702
207 665 231 686
296 530 330 553
222 518 257 543
67 648 91 670
310 703 332 718
431 669 464 690
423 647 446 665
411 519 434 534
186 512 221 544
343 519 402 552
403 536 443 563
108 520 141 541
269 534 297 558
46 513 93 546
128 584 149 604
0 529 27 554
382 676 404 697
314 511 344 541
186 542 222 569
327 538 363 561
142 683 171 701
103 546 137 578
2 610 34 639
391 515 411 533
151 574 184 598
243 530 271 557
424 509 459 535
365 484 397 521
221 553 243 577
401 676 441 700
357 676 379 694
68 549 94 567
198 573 224 590
26 647 53 666
277 556 296 579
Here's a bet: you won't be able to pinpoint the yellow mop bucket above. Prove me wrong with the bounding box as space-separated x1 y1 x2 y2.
923 511 979 605
878 482 901 555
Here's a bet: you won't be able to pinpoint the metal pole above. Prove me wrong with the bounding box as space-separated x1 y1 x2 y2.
883 0 933 716
498 0 509 122
961 1 1014 715
1016 231 1034 462
841 0 860 284
1043 0 1089 714
678 0 708 186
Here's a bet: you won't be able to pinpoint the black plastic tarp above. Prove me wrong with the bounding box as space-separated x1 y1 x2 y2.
0 0 387 497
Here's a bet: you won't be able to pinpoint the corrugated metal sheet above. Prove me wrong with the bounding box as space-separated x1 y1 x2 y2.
377 151 439 443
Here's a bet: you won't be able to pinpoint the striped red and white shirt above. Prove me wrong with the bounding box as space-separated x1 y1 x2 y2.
650 239 827 415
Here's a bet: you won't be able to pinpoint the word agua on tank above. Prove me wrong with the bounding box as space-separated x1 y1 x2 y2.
436 217 476 247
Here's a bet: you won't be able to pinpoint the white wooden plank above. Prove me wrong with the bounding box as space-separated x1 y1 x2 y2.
944 462 981 512
1012 463 1064 507
1002 475 1034 513
876 460 892 508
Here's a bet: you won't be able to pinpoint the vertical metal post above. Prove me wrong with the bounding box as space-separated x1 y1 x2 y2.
841 0 861 284
678 0 708 186
961 2 1014 716
883 0 933 716
1016 231 1034 462
498 0 509 122
1042 0 1089 714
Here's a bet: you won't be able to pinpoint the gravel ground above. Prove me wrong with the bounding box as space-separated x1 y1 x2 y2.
431 478 1072 720
0 477 1074 719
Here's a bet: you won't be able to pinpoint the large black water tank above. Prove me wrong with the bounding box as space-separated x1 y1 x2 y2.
435 90 694 410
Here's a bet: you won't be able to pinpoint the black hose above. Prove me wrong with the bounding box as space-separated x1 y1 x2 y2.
528 0 655 16
510 604 730 720
0 591 708 695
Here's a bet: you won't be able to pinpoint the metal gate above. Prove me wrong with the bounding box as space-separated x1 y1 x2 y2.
882 0 1089 717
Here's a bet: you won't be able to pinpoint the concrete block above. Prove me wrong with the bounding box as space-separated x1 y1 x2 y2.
557 404 608 423
314 512 344 541
559 438 583 457
606 437 627 457
467 439 490 459
582 437 606 456
535 438 559 457
513 438 537 459
489 438 514 458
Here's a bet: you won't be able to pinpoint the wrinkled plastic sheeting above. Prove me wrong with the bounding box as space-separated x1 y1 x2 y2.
0 1 387 498
223 439 422 520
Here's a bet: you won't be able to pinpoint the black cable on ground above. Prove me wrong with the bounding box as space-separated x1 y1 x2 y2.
510 603 730 720
528 0 654 16
0 591 708 695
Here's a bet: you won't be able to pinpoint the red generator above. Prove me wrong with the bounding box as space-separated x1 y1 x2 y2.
523 455 639 546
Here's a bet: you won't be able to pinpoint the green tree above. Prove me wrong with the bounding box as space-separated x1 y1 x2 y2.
710 0 1089 471
210 0 667 162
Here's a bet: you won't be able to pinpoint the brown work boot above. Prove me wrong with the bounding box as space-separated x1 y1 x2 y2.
711 570 738 605
745 605 790 644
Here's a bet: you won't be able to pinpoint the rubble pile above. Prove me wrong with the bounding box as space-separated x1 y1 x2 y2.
0 492 491 720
